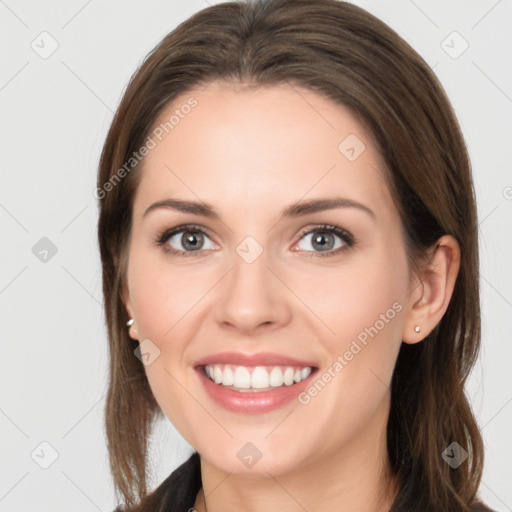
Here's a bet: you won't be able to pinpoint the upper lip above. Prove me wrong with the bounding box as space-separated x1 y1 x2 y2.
194 351 318 368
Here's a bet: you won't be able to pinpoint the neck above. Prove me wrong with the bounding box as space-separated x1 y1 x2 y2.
193 403 398 512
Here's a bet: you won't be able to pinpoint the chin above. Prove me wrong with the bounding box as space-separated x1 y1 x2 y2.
194 436 304 476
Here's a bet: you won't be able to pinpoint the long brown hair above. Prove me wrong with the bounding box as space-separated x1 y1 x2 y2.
97 0 486 509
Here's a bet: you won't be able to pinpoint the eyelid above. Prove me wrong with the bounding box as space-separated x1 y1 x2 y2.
156 223 214 240
295 223 354 245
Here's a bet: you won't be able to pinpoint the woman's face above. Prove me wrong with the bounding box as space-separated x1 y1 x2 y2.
123 81 414 476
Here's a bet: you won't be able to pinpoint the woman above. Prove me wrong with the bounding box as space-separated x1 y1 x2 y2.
96 0 496 510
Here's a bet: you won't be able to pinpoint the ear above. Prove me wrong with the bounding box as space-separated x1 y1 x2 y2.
402 235 461 344
122 282 139 340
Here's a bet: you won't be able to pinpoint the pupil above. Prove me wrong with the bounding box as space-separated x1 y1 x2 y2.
313 232 334 251
182 231 203 250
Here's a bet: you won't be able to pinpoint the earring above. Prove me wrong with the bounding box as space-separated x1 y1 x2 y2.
126 318 134 328
414 325 421 333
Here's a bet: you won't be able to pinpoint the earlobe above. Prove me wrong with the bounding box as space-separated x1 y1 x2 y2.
402 235 461 345
402 279 429 344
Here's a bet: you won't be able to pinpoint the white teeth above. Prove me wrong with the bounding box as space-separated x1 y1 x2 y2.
251 367 270 389
233 366 251 388
223 366 234 386
269 367 284 387
283 367 295 386
300 367 312 380
203 364 314 390
213 365 223 384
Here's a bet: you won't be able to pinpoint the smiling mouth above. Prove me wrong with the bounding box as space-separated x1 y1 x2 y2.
200 363 317 392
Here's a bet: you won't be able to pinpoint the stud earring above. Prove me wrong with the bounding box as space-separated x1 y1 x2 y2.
126 318 134 328
414 325 421 333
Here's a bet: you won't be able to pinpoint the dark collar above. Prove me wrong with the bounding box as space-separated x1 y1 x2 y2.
133 451 202 512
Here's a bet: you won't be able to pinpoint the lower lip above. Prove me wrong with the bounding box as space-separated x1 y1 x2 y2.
195 367 316 414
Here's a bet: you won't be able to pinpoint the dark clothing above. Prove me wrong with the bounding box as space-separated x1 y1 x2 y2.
114 451 202 512
114 450 497 512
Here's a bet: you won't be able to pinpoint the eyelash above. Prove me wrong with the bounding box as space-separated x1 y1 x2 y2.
152 223 355 258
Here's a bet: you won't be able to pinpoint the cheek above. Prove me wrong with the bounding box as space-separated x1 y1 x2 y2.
295 247 407 408
126 249 219 430
292 271 405 451
128 247 216 341
301 251 406 350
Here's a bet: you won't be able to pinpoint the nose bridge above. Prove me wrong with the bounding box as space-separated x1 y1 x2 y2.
230 239 269 292
214 236 291 331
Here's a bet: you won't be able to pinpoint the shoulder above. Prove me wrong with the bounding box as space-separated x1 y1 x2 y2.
113 451 202 512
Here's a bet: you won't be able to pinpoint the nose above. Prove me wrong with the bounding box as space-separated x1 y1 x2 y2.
214 247 292 334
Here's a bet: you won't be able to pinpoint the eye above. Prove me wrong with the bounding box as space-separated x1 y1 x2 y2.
154 223 355 258
293 224 354 256
154 224 216 256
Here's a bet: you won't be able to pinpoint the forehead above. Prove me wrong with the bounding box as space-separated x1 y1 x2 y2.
132 81 393 220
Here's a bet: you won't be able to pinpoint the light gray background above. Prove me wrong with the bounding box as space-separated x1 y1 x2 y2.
1 0 511 511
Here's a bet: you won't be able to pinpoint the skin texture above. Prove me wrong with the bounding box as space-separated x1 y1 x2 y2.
122 81 461 512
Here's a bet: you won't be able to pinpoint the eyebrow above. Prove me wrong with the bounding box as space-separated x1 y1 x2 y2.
142 197 376 221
